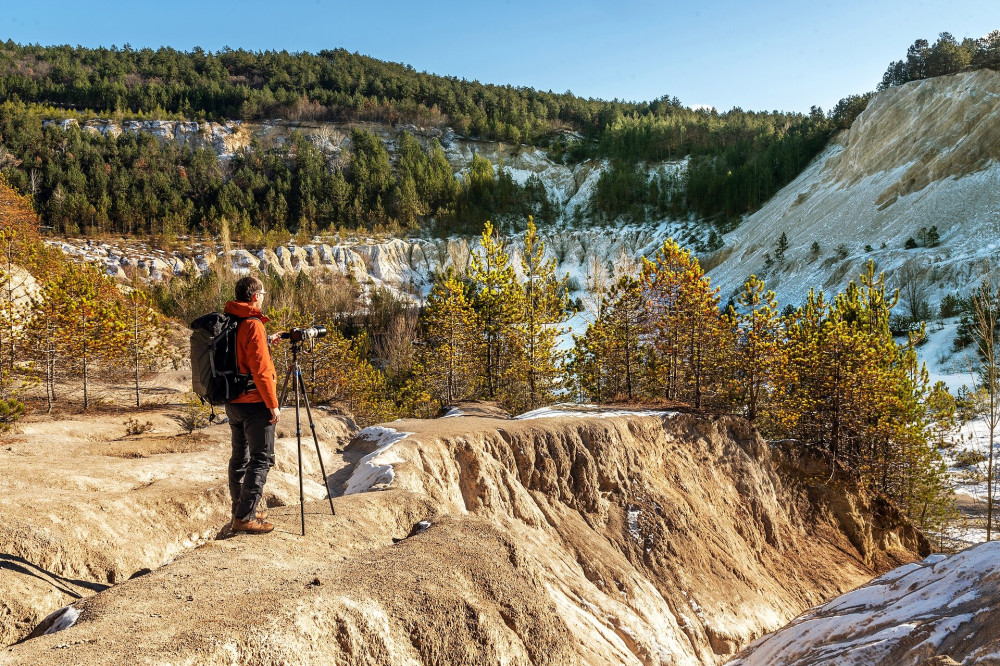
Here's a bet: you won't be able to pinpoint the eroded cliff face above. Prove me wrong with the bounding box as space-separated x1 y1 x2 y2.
4 409 924 665
708 69 1000 305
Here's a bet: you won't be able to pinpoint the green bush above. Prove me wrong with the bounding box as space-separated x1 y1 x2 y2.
954 448 987 467
123 416 154 436
178 392 211 434
0 398 25 432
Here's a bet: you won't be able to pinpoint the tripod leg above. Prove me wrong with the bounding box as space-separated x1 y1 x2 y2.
298 371 336 516
294 362 306 537
278 364 293 408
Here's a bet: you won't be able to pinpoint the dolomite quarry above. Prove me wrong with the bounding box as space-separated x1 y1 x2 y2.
3 403 928 664
18 65 1000 666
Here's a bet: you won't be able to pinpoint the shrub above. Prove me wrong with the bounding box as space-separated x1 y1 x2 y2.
939 293 965 319
0 398 25 432
835 244 850 260
954 448 987 468
178 392 211 434
917 225 941 248
904 237 918 249
123 416 154 436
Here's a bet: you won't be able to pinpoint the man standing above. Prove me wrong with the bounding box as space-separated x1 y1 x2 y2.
225 276 281 534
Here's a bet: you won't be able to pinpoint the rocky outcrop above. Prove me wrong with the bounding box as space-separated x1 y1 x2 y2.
4 408 924 664
48 220 700 306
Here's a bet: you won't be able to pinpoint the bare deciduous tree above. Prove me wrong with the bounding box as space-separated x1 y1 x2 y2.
897 258 932 323
970 259 1000 540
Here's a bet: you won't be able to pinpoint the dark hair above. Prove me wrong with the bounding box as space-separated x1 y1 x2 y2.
235 276 264 303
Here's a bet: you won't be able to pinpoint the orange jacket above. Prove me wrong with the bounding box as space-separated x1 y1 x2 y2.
224 300 278 409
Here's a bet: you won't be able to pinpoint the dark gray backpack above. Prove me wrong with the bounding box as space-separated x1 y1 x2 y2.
190 313 258 405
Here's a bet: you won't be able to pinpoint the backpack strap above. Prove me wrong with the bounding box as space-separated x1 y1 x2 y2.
230 314 264 392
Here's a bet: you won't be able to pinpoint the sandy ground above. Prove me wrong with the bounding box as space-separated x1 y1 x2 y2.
0 371 354 648
3 401 927 665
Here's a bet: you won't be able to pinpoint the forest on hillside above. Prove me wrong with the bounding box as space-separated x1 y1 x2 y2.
1 32 997 237
880 30 1000 89
0 41 851 235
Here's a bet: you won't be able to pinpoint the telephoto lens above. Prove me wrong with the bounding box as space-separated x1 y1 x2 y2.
280 326 328 343
302 326 327 341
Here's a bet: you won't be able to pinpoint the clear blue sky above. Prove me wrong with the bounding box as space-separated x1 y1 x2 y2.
3 0 997 113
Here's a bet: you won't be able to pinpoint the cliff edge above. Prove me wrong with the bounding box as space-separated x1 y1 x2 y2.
4 408 925 664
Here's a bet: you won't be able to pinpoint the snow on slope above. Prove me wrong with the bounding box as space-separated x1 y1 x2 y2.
729 541 1000 665
343 426 413 494
709 69 1000 312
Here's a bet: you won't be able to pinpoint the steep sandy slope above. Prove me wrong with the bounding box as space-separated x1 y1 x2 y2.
5 410 925 664
730 541 1000 665
0 399 354 647
709 69 1000 306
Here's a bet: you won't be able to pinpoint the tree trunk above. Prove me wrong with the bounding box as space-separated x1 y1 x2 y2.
134 312 141 408
82 313 89 411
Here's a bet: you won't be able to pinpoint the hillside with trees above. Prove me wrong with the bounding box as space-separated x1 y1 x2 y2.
0 41 851 235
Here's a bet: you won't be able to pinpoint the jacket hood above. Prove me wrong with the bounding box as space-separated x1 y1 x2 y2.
224 301 270 322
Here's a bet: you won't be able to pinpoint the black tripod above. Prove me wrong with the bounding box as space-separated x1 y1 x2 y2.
278 340 336 536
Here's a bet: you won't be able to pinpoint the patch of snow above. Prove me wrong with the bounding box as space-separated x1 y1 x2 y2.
626 505 641 542
441 407 465 418
917 319 972 394
43 605 79 635
730 541 1000 665
343 426 414 495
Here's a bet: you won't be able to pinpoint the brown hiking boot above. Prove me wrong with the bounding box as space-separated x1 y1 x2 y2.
231 517 274 534
231 508 268 521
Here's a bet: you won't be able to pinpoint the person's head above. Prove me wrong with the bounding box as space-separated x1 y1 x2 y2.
235 276 265 306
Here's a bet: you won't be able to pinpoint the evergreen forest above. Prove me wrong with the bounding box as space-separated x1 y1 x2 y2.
0 41 865 237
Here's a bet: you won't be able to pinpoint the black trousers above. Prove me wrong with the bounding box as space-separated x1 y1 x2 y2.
225 401 275 521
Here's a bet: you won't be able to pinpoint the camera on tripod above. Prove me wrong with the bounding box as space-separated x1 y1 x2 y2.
280 326 328 344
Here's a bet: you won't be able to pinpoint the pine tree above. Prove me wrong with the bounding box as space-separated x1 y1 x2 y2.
418 271 482 405
0 176 42 396
469 221 523 403
926 380 957 447
774 232 789 261
511 217 570 411
603 272 651 401
45 263 128 410
643 239 728 408
730 275 785 423
123 287 169 407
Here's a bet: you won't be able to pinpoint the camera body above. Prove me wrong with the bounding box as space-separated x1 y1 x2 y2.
280 326 328 343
